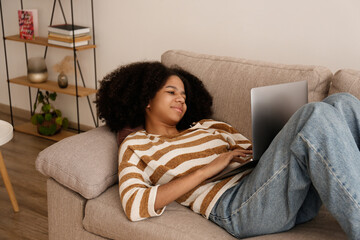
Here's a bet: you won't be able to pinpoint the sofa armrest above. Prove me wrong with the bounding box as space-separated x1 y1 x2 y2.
36 126 118 199
329 69 360 99
47 178 106 239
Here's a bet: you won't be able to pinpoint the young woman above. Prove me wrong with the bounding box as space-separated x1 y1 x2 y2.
96 62 360 239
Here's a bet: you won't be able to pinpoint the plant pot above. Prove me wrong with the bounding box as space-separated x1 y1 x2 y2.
36 113 62 136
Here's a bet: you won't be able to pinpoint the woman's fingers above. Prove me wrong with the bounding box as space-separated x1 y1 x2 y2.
230 149 253 163
231 149 253 156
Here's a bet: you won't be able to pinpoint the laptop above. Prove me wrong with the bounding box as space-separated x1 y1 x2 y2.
205 80 308 182
251 80 308 161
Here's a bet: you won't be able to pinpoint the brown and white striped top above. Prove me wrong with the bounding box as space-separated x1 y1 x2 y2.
118 119 252 222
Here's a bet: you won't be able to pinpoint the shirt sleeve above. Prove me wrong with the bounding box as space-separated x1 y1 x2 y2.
118 140 165 221
207 120 252 150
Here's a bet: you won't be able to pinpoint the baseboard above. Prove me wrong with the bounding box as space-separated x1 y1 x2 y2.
0 103 95 132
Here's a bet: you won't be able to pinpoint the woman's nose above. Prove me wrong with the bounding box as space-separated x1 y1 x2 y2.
176 95 185 103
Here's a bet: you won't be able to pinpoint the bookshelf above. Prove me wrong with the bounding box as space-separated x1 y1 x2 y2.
0 0 99 141
10 76 97 97
5 35 96 51
15 122 76 141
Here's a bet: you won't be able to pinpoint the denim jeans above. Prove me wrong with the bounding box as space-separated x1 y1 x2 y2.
209 93 360 239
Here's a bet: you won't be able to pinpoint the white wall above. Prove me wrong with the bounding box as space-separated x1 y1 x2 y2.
1 0 360 127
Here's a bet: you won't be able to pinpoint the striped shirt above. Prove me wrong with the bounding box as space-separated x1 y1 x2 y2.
118 119 252 221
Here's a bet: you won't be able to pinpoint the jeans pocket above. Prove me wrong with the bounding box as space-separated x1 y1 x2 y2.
209 213 238 238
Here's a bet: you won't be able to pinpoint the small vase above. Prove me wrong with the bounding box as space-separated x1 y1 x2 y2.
27 57 48 83
57 72 68 88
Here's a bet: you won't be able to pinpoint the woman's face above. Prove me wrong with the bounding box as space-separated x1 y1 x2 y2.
146 75 187 126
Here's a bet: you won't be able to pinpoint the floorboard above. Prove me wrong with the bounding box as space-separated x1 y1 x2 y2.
0 110 53 240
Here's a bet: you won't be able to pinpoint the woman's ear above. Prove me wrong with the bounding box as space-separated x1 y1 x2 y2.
146 103 151 110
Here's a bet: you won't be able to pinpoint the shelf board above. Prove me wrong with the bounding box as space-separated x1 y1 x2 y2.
5 35 96 51
10 76 97 97
15 122 76 142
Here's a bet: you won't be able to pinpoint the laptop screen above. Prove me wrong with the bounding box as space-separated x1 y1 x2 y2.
250 80 308 161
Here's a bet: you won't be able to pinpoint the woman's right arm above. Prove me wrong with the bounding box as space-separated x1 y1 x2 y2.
154 148 252 211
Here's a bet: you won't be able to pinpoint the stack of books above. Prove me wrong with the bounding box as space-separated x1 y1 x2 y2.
48 24 91 47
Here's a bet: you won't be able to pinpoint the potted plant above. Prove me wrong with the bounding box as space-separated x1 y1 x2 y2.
31 90 69 136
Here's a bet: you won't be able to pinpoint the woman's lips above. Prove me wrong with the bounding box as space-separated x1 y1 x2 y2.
171 106 183 113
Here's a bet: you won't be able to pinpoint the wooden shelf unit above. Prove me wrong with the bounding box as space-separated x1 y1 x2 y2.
1 0 99 141
15 122 76 142
5 35 96 51
10 76 97 97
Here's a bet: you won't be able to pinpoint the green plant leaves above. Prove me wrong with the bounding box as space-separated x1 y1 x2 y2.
55 109 62 117
62 118 69 129
36 114 44 124
34 91 57 113
55 117 63 125
31 114 38 125
38 124 57 136
38 91 44 103
49 92 57 101
31 90 67 135
41 104 51 113
45 113 52 121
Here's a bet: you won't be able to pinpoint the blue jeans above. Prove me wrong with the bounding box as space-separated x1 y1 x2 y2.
209 93 360 239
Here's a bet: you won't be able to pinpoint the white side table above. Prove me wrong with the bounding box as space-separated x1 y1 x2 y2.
0 120 19 212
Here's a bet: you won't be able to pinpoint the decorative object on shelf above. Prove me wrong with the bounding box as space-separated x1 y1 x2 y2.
18 9 38 40
57 72 68 88
31 91 69 136
48 24 90 36
27 57 48 83
48 32 91 42
48 39 89 47
53 56 74 88
47 24 91 47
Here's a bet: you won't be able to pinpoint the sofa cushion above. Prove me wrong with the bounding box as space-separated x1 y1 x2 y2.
117 126 142 146
329 69 360 99
83 185 236 240
161 50 333 140
36 126 118 199
83 185 346 240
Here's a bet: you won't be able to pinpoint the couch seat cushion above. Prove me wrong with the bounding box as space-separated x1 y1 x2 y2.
83 185 346 240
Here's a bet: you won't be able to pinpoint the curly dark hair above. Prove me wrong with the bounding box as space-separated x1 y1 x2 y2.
96 61 213 132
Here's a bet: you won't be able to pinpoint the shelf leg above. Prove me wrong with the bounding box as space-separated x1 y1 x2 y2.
70 0 80 133
91 0 99 127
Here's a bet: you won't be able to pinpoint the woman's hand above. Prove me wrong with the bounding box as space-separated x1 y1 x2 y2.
199 149 253 180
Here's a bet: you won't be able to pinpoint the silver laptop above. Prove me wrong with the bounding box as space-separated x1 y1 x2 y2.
251 80 308 161
205 80 308 182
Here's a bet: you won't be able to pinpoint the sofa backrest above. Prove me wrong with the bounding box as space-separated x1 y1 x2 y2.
161 50 333 140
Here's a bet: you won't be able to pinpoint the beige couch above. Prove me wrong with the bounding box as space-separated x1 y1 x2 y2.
36 50 360 239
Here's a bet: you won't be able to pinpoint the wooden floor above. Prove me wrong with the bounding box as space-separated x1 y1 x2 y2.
0 111 53 240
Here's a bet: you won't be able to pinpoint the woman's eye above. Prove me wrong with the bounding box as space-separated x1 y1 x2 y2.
167 91 175 95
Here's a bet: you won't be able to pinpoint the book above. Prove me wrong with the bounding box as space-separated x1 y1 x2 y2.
204 156 257 183
18 9 38 40
48 34 91 43
48 39 89 47
48 24 90 36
